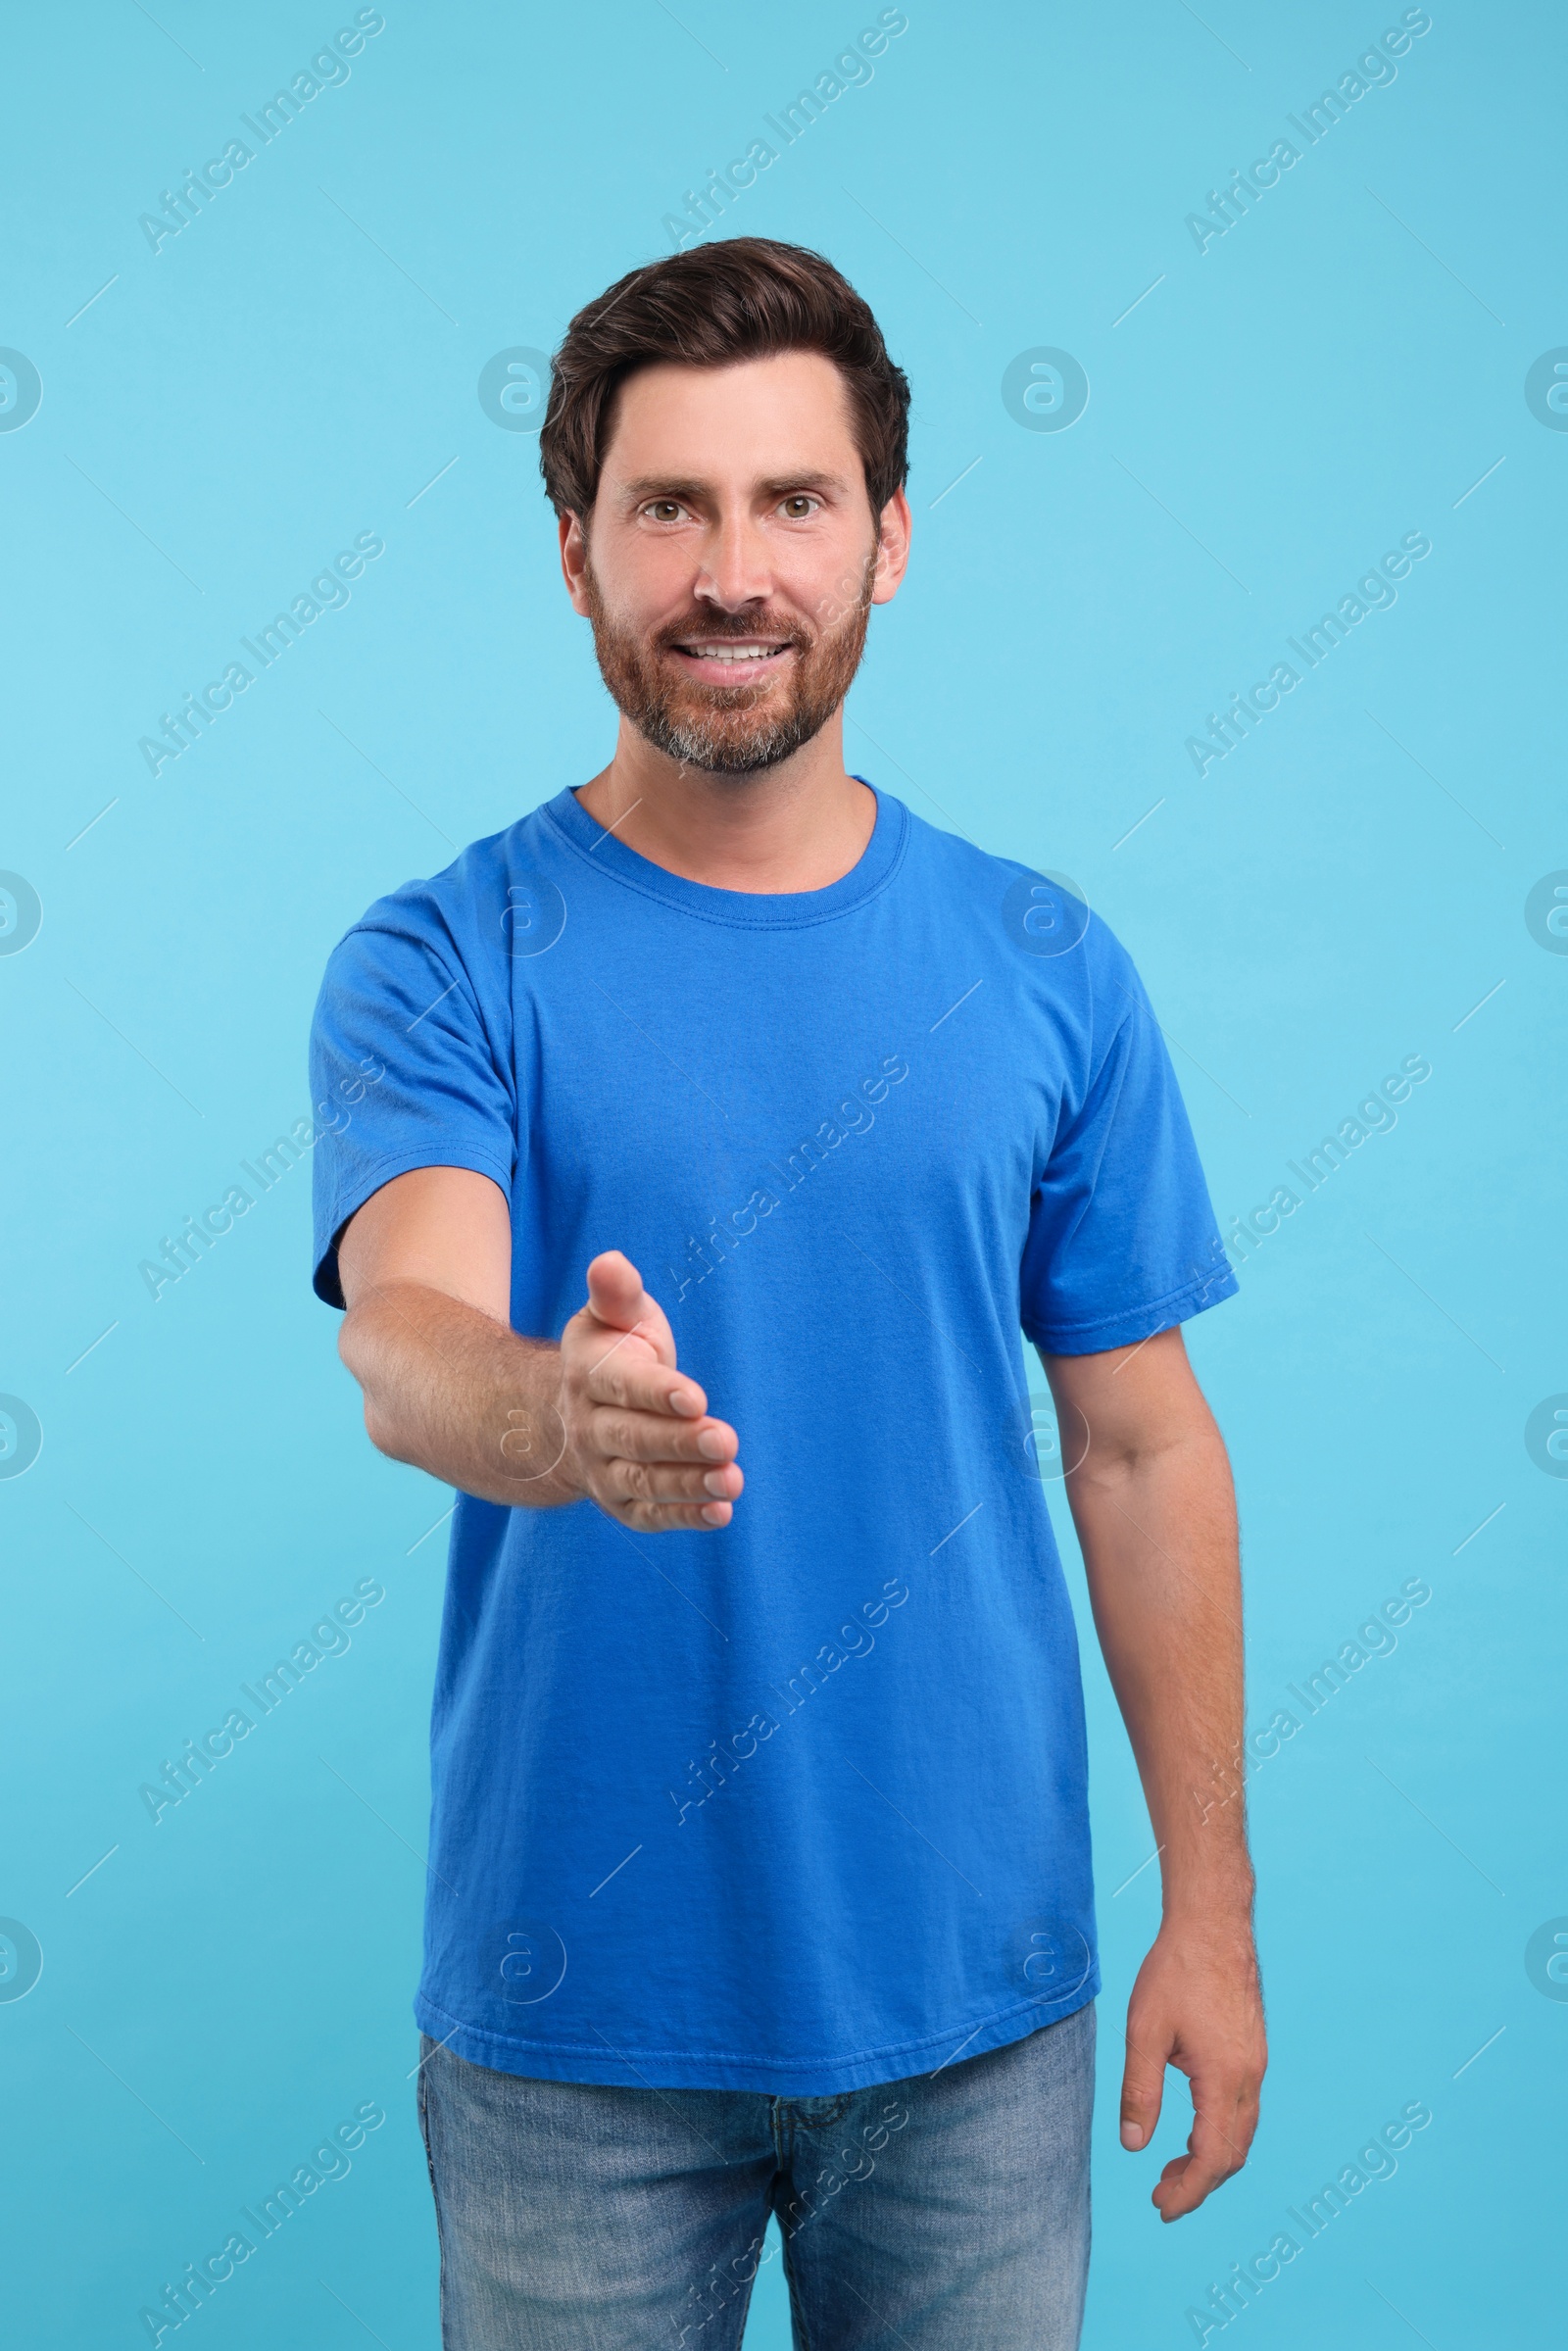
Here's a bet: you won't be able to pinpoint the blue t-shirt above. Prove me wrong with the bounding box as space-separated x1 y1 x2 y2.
309 781 1236 2095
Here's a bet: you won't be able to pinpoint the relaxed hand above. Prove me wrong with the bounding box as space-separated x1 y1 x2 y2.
1118 1912 1267 2221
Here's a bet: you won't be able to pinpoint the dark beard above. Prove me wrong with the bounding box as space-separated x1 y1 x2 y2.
582 553 877 775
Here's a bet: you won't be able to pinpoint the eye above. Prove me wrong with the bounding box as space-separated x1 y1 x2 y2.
779 493 820 519
643 499 688 523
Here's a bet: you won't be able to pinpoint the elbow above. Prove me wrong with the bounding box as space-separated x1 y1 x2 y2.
1070 1421 1211 1492
354 1375 406 1465
360 1394 403 1462
337 1308 401 1462
336 1301 367 1383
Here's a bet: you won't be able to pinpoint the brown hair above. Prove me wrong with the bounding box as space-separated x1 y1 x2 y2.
539 237 910 522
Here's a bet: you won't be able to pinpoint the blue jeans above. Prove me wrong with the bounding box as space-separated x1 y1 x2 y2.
416 2000 1094 2349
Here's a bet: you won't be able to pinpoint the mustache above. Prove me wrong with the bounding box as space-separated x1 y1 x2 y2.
655 610 814 653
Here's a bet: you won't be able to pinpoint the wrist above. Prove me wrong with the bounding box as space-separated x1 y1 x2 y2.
1159 1842 1254 1920
549 1372 589 1504
493 1379 578 1503
1159 1881 1256 1933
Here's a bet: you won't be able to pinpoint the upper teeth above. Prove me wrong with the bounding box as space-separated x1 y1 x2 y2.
685 644 778 661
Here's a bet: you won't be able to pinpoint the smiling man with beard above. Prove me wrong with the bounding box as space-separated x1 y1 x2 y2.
308 237 1265 2350
578 486 878 776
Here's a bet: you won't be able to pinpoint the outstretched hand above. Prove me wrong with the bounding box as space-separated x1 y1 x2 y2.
558 1250 743 1532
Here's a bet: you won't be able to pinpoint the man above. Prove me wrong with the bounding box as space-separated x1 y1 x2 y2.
310 237 1265 2350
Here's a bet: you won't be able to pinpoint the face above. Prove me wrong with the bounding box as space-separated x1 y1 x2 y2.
561 351 909 775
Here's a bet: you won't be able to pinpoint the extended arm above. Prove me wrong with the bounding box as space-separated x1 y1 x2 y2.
335 1165 742 1530
1041 1325 1266 2222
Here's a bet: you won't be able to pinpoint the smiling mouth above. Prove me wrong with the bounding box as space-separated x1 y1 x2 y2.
668 639 794 667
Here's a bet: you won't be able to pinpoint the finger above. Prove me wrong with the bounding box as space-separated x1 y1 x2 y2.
604 1458 744 1505
585 1348 709 1422
1152 2081 1248 2220
590 1406 738 1465
583 1251 676 1367
607 1494 734 1532
1184 2066 1253 2178
1151 2150 1196 2221
1154 2146 1228 2223
1119 2019 1169 2153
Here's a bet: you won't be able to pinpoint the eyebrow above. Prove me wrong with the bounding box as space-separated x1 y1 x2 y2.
614 470 854 501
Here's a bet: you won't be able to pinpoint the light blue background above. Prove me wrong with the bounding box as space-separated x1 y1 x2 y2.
2 2 1563 2343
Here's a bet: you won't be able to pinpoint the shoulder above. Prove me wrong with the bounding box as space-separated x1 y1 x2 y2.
318 801 563 993
901 803 1146 1000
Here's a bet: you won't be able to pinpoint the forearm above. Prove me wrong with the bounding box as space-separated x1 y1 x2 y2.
338 1279 581 1508
1065 1426 1251 1920
1043 1334 1263 2213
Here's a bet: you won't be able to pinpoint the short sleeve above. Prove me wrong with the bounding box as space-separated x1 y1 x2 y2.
1019 969 1236 1355
308 910 516 1308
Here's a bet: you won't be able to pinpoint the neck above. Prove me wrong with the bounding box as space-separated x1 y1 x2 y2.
574 710 875 893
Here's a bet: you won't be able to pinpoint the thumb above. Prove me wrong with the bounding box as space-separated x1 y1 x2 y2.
583 1251 675 1367
584 1249 650 1331
1120 2018 1169 2152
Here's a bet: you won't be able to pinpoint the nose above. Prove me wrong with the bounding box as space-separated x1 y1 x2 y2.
694 512 773 612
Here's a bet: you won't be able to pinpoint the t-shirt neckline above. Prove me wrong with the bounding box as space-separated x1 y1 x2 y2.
540 775 906 929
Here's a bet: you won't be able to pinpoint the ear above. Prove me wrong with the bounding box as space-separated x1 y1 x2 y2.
560 510 593 615
870 487 912 606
